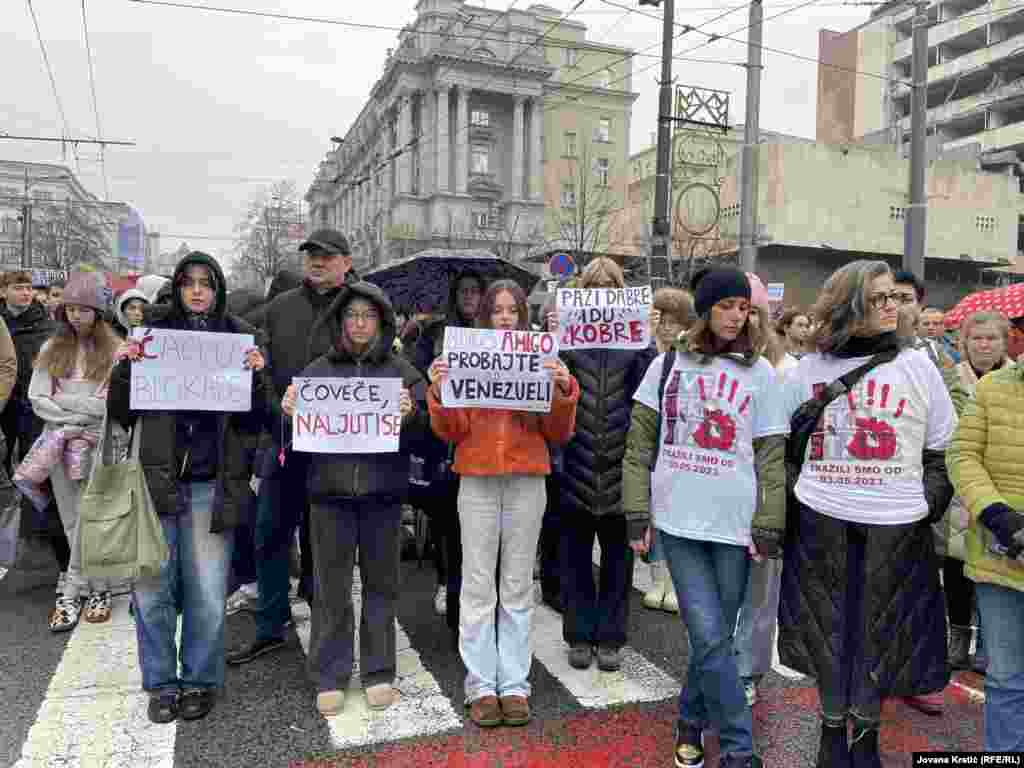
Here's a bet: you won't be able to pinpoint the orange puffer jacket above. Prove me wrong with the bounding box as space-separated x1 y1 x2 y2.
427 376 580 476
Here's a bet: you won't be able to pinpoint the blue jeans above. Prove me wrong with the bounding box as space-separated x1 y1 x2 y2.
976 582 1024 751
254 456 310 642
661 532 753 759
133 481 234 693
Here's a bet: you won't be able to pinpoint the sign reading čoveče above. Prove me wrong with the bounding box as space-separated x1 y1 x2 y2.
441 327 559 413
292 377 403 453
556 286 652 350
129 328 254 411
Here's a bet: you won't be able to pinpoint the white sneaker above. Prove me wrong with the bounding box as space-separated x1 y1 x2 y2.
225 589 250 616
433 585 447 616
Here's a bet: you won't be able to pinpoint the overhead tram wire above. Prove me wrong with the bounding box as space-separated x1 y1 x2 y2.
26 0 73 151
600 0 905 84
80 0 111 200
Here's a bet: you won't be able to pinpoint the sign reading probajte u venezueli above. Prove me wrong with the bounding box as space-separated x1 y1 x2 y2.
556 286 652 350
129 328 254 411
441 327 559 413
292 377 402 453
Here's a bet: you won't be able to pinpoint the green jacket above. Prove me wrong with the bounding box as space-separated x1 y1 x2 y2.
946 362 1024 593
621 345 786 544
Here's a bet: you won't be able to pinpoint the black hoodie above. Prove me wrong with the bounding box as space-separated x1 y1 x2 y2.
107 252 267 529
411 269 486 376
299 281 428 503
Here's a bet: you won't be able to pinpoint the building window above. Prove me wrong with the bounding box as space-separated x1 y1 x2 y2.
564 131 577 157
33 190 53 202
596 118 611 143
889 205 905 220
1 217 15 234
564 48 578 67
471 109 490 127
599 69 613 89
471 146 489 174
473 209 500 229
976 215 996 231
561 183 576 208
595 157 610 186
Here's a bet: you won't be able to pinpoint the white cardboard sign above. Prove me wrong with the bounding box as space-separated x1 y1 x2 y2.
129 328 253 412
556 286 652 350
292 377 402 453
441 327 559 413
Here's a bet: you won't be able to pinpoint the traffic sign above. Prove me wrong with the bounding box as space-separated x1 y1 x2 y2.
548 252 575 277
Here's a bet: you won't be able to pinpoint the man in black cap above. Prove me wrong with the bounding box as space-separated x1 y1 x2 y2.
227 228 358 666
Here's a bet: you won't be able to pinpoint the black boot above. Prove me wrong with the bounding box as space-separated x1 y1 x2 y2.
849 721 882 768
948 625 971 670
816 716 851 768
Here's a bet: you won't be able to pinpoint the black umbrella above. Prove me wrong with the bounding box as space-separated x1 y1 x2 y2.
361 249 540 315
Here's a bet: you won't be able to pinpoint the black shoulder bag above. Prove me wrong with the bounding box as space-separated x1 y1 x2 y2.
785 348 900 494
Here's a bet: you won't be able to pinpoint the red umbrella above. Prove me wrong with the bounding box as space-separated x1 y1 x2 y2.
944 283 1024 329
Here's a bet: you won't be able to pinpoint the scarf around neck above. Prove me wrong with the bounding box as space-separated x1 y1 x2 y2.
832 331 902 359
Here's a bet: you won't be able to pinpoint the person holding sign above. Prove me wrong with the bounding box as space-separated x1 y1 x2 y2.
427 280 579 729
280 281 428 716
108 252 267 726
547 258 656 674
623 267 789 768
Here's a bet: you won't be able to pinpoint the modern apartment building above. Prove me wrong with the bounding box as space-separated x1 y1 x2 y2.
305 0 637 270
818 0 1024 161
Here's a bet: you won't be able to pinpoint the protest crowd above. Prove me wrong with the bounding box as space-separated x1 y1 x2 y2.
2 229 1024 768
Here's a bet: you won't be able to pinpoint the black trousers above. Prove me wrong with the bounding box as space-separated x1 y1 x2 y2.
308 499 401 692
943 556 975 627
539 475 564 606
561 509 634 649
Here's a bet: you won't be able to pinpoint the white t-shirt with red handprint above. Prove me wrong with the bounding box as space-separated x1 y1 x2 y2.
634 352 789 547
783 347 956 525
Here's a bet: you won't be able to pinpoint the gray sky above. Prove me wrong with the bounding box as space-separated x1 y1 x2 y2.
4 0 872 268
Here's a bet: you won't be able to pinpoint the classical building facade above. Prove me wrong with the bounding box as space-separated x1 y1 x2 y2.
306 0 636 270
0 160 125 272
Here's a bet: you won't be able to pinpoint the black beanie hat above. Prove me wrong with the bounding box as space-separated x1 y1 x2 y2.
691 267 751 317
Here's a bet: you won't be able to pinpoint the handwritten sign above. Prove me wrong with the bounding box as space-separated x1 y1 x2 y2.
556 286 652 350
293 377 402 453
129 328 253 412
441 327 559 413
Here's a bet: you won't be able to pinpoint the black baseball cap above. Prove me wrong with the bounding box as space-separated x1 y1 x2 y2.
299 228 351 257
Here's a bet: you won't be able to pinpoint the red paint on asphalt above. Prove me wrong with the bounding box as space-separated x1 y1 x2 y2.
310 683 982 767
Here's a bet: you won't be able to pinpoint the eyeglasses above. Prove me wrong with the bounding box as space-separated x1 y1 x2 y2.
344 310 379 323
868 292 916 310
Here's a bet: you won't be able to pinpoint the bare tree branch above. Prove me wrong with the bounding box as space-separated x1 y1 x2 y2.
230 180 304 287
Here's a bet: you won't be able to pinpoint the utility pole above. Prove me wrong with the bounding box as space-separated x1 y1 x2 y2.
738 0 764 273
904 0 929 280
648 0 675 282
21 170 32 269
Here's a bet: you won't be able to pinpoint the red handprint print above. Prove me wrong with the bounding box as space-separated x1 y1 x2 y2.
845 378 905 461
691 371 744 452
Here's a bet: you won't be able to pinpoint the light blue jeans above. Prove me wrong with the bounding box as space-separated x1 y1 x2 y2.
133 481 234 693
457 474 545 703
662 532 754 760
976 581 1024 751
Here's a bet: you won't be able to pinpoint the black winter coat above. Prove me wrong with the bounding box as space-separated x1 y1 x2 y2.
300 282 428 503
560 346 656 517
264 273 358 446
1 300 55 404
778 498 952 702
107 254 267 532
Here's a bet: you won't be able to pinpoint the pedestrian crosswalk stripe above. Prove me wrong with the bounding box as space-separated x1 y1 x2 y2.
292 573 463 749
14 596 177 768
530 603 681 708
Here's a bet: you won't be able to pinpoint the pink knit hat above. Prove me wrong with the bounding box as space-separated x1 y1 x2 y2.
746 272 770 315
61 271 111 312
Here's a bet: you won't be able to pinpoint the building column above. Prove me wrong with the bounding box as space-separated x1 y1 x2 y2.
436 86 450 193
528 97 543 200
420 91 434 194
455 84 470 194
397 95 413 196
385 112 396 207
512 95 526 200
